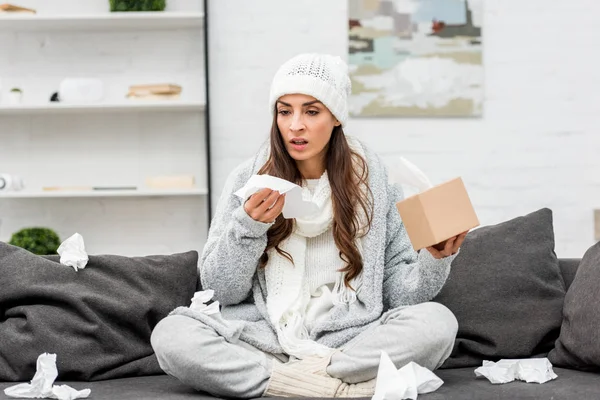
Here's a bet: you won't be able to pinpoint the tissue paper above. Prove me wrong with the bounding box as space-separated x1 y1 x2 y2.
388 156 433 192
57 233 89 271
189 289 220 315
372 351 444 400
474 358 558 384
234 174 319 219
4 353 90 400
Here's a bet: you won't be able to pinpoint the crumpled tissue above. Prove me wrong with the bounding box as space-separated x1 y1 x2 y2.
4 353 90 400
474 358 558 384
57 233 88 271
372 351 444 400
233 174 319 219
189 289 220 315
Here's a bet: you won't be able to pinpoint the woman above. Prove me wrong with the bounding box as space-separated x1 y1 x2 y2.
151 53 467 398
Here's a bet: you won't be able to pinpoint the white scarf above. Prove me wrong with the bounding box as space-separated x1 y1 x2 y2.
264 139 368 359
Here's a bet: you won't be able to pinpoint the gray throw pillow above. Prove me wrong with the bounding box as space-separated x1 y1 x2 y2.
549 241 600 370
434 208 566 368
0 242 198 381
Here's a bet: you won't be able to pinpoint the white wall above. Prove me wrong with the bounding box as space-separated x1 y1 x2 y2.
2 0 597 258
208 0 600 258
0 0 208 256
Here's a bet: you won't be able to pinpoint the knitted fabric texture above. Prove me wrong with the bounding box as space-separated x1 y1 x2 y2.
269 53 351 126
305 231 339 295
264 170 334 359
264 153 366 358
304 177 339 298
173 136 457 356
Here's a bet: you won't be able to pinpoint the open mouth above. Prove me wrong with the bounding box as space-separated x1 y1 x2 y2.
290 139 308 145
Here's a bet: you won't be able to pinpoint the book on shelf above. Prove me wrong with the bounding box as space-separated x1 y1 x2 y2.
0 3 36 13
127 83 182 99
126 93 181 100
42 186 138 192
145 175 195 189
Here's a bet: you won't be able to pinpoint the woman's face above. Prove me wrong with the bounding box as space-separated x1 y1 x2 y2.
276 93 340 177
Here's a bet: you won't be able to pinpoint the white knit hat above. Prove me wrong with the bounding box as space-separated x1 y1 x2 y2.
269 53 351 127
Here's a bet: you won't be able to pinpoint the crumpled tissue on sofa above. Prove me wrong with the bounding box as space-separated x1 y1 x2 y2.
4 353 90 400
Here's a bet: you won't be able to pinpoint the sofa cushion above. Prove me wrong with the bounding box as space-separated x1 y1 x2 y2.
0 242 198 381
434 208 565 368
558 258 581 291
549 241 600 370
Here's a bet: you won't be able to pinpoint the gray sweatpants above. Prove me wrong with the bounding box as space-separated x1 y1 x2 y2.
151 302 457 399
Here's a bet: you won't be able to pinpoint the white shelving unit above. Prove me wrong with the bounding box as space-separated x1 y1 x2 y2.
0 12 204 31
0 188 208 199
0 2 210 257
0 101 205 115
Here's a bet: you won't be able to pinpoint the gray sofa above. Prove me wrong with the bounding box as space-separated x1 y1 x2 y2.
3 259 600 400
3 208 600 399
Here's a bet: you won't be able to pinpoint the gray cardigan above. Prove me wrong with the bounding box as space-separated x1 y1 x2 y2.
171 138 455 354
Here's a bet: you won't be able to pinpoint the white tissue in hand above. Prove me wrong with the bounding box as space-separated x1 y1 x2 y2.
4 353 90 400
57 233 88 271
388 157 433 192
474 358 558 384
190 289 220 315
233 174 319 219
372 351 443 400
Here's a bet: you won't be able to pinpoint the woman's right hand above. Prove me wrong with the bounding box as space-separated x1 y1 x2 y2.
244 188 286 223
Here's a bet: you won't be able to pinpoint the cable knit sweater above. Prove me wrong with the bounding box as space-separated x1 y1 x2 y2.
303 227 345 330
303 178 339 300
171 136 456 355
305 229 339 296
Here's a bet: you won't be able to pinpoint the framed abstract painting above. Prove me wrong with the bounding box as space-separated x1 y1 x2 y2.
348 0 483 117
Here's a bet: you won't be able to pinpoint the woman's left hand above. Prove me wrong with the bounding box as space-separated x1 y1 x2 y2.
426 231 469 259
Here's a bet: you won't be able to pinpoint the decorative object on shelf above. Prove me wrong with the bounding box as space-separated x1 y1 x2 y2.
7 87 22 104
0 3 36 14
126 83 181 100
109 0 166 12
348 0 483 117
58 78 105 104
9 227 61 255
50 91 60 102
0 173 24 191
145 175 195 189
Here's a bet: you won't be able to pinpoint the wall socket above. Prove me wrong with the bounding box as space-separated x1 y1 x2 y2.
595 210 600 242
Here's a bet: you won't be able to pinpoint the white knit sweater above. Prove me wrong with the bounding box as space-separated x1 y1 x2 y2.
305 229 339 295
303 179 341 331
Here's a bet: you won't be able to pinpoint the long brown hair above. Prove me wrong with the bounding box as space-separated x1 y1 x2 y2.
257 113 373 288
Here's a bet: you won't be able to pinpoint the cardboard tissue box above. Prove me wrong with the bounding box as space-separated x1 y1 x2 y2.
392 157 480 251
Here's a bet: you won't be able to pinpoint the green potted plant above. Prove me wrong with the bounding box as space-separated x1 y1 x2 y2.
109 0 166 12
9 227 61 255
8 87 22 104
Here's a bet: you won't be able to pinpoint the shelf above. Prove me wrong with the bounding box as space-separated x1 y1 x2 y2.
0 12 205 31
0 188 208 199
0 101 205 115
